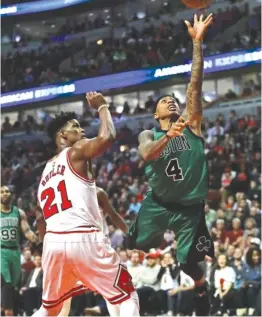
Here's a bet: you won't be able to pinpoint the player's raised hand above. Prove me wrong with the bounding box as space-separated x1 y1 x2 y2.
185 13 213 41
86 91 108 110
166 117 189 138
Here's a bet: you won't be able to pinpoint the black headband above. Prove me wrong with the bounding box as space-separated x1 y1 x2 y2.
153 94 176 113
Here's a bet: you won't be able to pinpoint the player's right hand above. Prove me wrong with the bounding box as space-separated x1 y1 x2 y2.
86 91 107 110
166 117 189 138
185 13 213 41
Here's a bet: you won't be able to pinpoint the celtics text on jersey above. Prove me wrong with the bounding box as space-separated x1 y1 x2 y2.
145 127 208 205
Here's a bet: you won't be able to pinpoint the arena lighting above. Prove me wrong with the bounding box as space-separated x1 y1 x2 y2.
0 0 94 16
1 48 261 108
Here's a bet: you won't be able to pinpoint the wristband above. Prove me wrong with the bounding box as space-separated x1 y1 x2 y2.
98 104 109 112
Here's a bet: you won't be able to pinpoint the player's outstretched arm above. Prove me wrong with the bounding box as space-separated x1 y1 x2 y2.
19 209 39 243
183 14 213 134
138 117 189 162
97 187 128 234
71 92 116 160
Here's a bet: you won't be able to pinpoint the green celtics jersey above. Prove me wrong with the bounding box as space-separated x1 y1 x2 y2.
145 127 208 205
0 206 20 248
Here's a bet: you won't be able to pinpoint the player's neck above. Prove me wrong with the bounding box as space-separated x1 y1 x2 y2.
57 144 70 153
1 203 11 212
159 118 173 131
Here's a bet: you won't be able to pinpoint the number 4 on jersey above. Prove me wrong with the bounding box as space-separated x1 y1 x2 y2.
165 158 184 181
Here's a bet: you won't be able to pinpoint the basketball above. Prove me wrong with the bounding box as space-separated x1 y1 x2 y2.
182 0 212 9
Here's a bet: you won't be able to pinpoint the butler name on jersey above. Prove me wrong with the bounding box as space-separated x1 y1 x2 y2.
37 147 104 233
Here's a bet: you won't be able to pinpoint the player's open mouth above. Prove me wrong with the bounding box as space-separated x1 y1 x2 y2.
81 134 86 139
168 106 177 111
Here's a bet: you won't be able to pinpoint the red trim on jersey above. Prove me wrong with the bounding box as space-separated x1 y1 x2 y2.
66 148 95 184
46 229 99 234
42 285 88 309
107 292 131 305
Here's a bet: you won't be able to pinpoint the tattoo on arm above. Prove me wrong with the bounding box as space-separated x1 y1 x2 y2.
138 130 169 162
185 40 203 123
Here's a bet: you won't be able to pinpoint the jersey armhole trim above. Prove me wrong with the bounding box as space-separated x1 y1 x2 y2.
186 126 204 141
66 148 95 184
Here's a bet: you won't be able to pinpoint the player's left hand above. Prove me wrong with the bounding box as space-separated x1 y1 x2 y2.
185 13 213 41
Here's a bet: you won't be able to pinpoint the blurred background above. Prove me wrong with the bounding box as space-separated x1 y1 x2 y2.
1 0 261 316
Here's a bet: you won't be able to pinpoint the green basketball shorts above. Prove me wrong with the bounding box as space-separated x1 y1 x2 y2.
126 191 214 264
1 247 21 287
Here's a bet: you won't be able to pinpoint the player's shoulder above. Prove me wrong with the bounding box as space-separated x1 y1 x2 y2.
138 129 154 142
18 208 26 218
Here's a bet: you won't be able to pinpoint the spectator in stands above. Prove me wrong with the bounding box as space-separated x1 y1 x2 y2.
205 203 217 231
21 248 35 273
225 218 244 248
211 219 227 247
2 117 12 133
225 89 237 100
169 270 195 316
157 252 180 316
128 251 143 288
128 196 141 215
231 247 246 308
108 224 124 249
244 217 259 238
226 245 236 264
20 255 42 316
242 247 261 315
136 252 161 315
207 121 225 141
211 254 236 315
118 249 130 266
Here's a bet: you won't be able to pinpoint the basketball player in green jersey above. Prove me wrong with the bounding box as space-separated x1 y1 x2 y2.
1 186 38 316
126 14 214 315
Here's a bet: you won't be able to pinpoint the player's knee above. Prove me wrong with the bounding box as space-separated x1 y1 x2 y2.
180 262 203 281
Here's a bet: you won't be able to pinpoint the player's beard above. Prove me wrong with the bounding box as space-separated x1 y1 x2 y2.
1 200 11 209
167 113 180 129
170 112 180 122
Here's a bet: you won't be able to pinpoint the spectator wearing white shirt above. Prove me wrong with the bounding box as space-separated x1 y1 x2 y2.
212 254 236 315
127 251 143 288
118 249 131 266
169 270 195 316
207 122 225 143
136 252 161 315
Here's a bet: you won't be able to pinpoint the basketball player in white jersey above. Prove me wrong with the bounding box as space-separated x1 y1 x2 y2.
34 91 139 317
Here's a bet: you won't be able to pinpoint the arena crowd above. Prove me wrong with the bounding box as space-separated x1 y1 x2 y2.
1 4 260 93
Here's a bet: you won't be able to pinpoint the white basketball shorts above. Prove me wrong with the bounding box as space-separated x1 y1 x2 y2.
41 226 135 310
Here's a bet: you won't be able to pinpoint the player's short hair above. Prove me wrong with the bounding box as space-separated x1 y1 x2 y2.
153 94 180 113
46 112 77 141
1 185 12 193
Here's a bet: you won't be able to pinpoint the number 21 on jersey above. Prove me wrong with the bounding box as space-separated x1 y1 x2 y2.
40 180 72 219
165 158 184 181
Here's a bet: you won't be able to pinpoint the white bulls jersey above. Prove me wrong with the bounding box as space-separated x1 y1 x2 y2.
37 147 104 232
